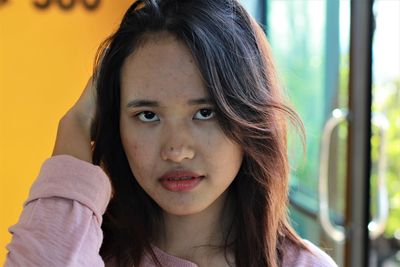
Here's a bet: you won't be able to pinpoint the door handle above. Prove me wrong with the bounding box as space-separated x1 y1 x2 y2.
319 109 390 243
319 108 347 243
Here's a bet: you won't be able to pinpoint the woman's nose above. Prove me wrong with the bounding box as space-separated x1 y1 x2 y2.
160 123 195 163
161 145 195 163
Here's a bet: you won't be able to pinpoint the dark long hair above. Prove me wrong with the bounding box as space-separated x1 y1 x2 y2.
92 0 306 266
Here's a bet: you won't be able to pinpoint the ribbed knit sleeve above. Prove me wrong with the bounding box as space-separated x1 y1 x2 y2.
5 155 112 267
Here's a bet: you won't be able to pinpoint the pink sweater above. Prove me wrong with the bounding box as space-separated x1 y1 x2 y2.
5 155 337 267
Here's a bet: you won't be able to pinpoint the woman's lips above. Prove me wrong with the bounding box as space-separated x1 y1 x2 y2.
158 170 204 192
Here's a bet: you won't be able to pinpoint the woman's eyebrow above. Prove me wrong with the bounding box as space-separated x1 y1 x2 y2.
126 100 158 108
187 97 212 105
126 98 212 108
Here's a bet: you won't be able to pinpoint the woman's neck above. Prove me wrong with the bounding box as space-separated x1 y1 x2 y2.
154 190 235 265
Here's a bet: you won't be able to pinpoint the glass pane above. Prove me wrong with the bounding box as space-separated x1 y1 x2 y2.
268 1 327 200
267 0 351 265
370 0 400 266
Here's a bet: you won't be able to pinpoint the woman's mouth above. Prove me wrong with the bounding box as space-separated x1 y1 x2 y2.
158 171 204 192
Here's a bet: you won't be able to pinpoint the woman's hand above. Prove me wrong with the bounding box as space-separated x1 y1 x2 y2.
52 77 97 163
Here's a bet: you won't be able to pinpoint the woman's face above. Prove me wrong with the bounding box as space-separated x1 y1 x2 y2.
120 33 243 216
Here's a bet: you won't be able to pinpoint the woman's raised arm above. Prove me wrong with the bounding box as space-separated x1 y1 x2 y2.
5 78 112 267
52 77 97 162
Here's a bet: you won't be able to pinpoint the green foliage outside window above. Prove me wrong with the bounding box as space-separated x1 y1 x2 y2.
371 78 400 238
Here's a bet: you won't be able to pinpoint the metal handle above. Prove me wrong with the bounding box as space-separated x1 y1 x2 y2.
368 113 389 239
319 108 347 243
319 109 389 243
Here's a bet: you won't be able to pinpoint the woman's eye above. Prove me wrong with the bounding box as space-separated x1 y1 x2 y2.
136 111 159 122
193 108 216 120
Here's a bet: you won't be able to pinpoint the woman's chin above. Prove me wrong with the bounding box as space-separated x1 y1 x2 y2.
158 202 207 217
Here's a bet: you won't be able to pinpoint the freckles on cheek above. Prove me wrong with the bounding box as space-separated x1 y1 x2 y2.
125 140 140 161
125 138 152 168
121 135 139 163
123 140 145 175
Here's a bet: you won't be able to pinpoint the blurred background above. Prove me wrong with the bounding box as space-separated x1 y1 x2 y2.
1 1 399 267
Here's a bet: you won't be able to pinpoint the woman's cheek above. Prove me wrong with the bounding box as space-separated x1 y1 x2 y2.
124 131 159 173
199 124 227 148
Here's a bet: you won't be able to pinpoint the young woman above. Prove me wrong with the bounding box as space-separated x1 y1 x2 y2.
6 0 337 266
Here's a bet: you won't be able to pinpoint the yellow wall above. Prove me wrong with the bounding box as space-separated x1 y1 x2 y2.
0 0 133 263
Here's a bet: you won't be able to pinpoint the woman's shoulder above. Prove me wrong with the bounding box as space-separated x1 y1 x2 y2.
281 238 338 267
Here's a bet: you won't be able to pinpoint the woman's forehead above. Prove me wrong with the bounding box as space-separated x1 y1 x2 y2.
123 32 193 72
120 33 207 101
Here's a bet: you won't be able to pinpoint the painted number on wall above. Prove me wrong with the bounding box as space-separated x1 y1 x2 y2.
33 0 101 10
